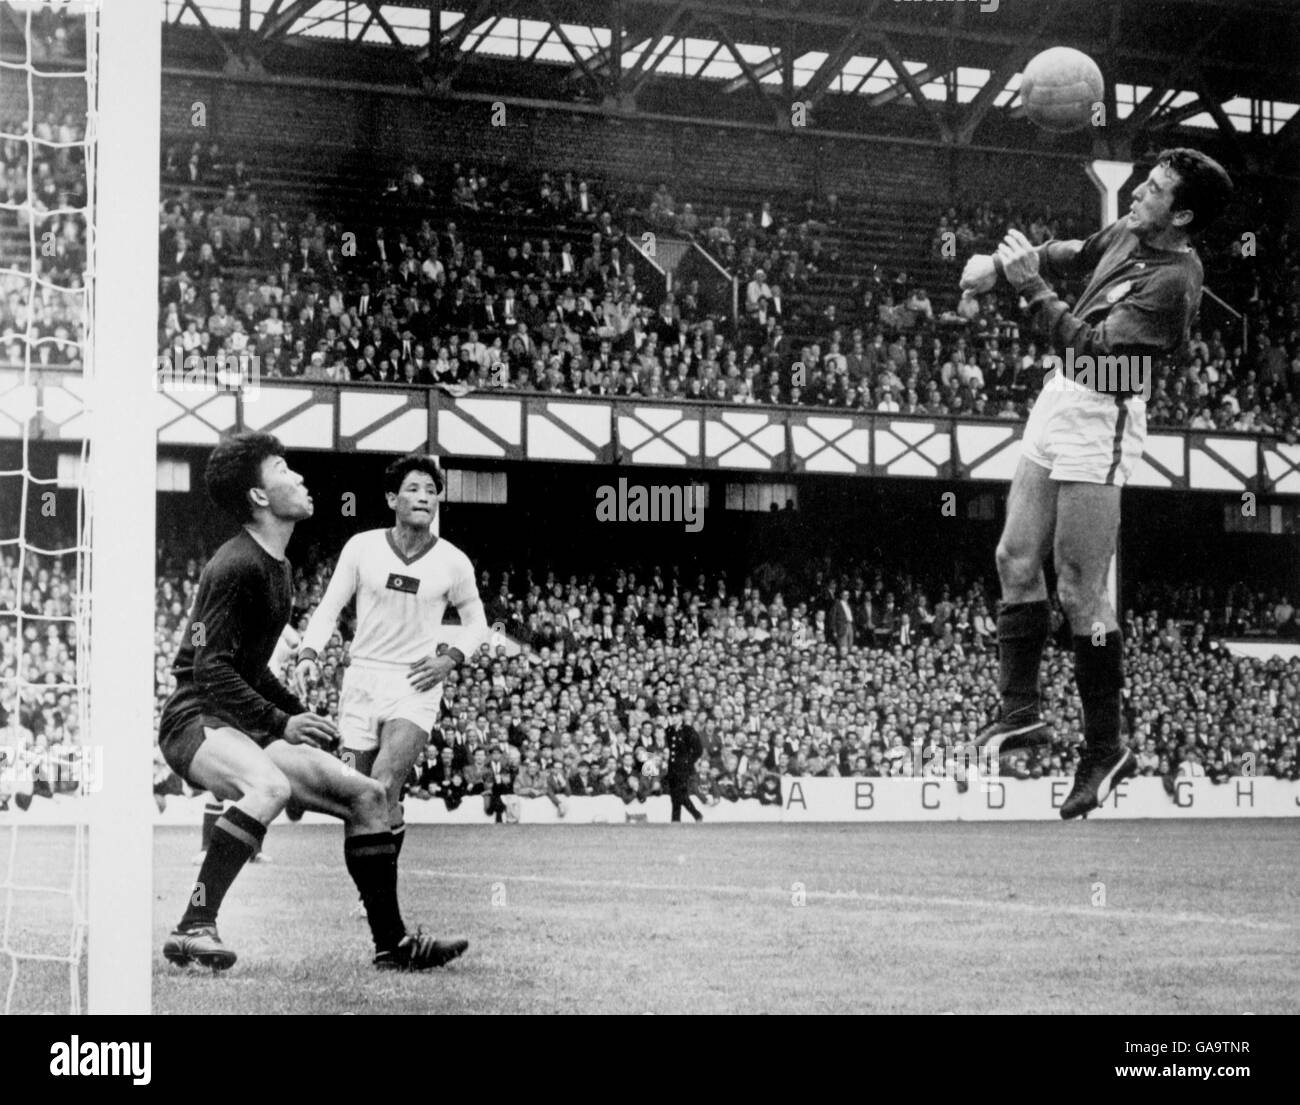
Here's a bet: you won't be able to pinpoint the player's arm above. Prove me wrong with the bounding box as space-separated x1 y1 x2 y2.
1023 220 1123 283
269 624 299 671
294 537 361 694
996 229 1188 357
247 624 309 719
190 562 306 741
251 659 309 719
408 552 488 692
960 222 1113 293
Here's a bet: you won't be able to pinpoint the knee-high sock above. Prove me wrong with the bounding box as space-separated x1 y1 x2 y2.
344 833 405 953
180 807 266 929
1073 631 1124 753
996 600 1051 718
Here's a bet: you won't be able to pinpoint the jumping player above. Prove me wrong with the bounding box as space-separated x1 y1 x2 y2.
158 432 467 970
294 454 487 886
960 148 1233 818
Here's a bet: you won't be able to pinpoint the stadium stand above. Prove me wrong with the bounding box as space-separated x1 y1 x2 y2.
0 106 88 372
137 538 1300 815
0 544 84 810
149 141 1300 435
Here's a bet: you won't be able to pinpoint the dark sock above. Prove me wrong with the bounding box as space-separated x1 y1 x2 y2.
997 600 1051 718
180 806 266 930
200 800 224 851
1073 630 1124 754
344 833 405 953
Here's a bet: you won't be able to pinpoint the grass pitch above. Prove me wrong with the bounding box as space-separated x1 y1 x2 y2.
154 821 1299 1015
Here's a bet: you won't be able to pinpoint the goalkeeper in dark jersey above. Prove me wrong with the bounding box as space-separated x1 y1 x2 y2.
960 148 1233 819
158 431 467 971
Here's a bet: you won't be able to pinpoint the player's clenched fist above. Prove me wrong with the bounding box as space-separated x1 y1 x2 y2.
283 712 340 750
293 655 320 700
959 253 998 294
995 228 1040 287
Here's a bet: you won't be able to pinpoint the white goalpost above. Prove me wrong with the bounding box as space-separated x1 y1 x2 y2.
85 0 159 1015
0 0 158 1015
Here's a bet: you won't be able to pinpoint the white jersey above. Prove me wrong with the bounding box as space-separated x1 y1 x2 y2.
301 528 480 665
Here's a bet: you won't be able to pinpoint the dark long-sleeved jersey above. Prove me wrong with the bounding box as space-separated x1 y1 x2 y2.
162 528 305 744
1020 218 1203 393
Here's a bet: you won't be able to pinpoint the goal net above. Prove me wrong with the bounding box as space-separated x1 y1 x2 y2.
0 0 96 1015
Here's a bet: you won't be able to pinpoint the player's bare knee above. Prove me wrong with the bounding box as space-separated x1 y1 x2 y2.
250 769 292 816
351 776 388 821
370 765 404 805
996 542 1036 591
1055 571 1095 622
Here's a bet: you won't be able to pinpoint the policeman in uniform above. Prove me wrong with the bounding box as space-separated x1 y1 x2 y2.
665 703 704 823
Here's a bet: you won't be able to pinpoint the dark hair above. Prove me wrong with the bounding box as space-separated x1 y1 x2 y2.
1155 148 1234 234
384 453 444 496
205 431 285 522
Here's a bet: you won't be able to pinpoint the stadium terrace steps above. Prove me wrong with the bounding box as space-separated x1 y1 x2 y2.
158 134 957 330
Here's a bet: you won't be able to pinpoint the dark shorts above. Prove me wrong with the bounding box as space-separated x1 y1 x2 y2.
159 685 274 786
153 772 184 797
158 709 214 786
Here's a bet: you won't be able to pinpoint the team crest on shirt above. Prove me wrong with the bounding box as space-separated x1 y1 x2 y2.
386 572 420 594
1107 280 1134 304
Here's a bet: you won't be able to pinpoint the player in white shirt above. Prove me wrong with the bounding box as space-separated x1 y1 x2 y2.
294 454 487 869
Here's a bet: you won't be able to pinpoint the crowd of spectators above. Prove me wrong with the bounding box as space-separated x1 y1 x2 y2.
1133 580 1299 640
17 4 86 63
0 546 84 809
623 180 1300 436
3 534 1295 816
138 540 1300 815
0 107 89 372
154 147 1299 440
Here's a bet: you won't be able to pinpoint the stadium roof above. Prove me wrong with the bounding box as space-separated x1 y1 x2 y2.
156 0 1300 161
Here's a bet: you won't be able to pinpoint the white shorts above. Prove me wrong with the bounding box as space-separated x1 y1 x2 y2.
338 660 443 753
1020 378 1146 486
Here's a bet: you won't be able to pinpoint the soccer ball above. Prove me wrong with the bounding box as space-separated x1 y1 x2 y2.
1020 47 1104 133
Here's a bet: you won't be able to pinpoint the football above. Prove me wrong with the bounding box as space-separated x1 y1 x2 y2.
1021 46 1105 133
